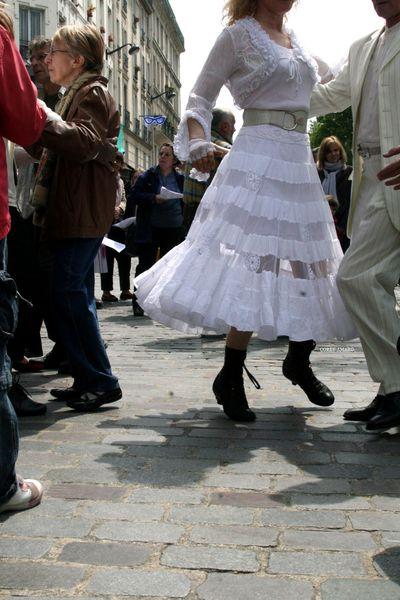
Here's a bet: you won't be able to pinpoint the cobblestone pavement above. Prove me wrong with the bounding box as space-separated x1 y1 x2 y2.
1 276 400 599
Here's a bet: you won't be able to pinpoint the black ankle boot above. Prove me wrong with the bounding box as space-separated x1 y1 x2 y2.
282 340 334 407
212 347 258 422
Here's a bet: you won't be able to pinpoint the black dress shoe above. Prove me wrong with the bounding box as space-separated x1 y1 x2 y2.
50 387 81 401
132 299 144 317
366 391 400 431
9 377 47 416
343 394 385 422
66 387 122 412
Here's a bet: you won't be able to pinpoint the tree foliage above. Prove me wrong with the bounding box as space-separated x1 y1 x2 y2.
309 107 353 164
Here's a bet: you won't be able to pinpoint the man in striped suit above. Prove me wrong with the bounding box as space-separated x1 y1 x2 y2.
310 0 400 431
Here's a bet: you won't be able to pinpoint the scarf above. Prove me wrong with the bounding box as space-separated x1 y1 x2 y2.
321 161 345 198
30 71 99 216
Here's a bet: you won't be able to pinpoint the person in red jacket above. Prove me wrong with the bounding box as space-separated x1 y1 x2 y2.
0 5 47 514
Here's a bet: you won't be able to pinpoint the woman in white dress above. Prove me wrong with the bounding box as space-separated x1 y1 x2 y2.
135 0 356 422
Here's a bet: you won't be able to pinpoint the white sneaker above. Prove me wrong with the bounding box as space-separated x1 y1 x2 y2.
0 477 43 514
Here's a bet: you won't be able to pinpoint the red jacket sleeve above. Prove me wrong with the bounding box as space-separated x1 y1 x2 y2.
0 26 46 145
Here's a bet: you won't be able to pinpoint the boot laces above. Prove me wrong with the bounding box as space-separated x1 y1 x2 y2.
243 365 261 390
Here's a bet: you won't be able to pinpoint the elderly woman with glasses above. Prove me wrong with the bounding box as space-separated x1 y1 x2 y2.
28 24 121 412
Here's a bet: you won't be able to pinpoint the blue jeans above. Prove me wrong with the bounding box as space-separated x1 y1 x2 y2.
0 238 19 503
52 237 119 392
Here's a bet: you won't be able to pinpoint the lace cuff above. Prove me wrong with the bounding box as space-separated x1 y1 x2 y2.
173 93 213 161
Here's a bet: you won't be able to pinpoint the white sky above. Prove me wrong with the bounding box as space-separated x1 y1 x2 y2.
169 0 383 130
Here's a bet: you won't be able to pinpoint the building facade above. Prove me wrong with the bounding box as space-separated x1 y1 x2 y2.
8 0 184 170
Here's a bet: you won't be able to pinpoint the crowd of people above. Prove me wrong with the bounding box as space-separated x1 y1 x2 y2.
1 0 400 516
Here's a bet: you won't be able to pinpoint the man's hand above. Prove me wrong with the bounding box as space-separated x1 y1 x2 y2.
377 146 400 190
96 137 118 172
114 206 123 220
155 194 167 204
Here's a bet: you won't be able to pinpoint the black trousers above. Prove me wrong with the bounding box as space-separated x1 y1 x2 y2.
135 226 183 277
100 225 132 292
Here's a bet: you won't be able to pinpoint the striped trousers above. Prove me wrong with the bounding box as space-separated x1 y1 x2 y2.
337 155 400 395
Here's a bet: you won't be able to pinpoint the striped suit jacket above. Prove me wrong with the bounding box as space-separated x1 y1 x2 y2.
310 26 400 235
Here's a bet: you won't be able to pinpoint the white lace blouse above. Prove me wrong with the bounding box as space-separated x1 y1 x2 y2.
174 16 325 161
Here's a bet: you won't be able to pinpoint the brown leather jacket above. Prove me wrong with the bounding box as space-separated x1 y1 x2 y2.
33 75 120 240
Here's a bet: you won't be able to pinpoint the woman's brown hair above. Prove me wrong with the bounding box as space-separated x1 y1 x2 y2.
52 24 104 73
224 0 257 24
224 0 298 25
317 136 347 169
0 2 14 37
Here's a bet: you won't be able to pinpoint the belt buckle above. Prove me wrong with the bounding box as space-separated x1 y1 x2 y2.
282 111 298 131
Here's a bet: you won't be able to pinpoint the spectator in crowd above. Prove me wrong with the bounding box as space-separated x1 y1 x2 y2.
317 136 352 251
101 152 133 302
183 108 235 234
0 2 46 513
127 144 184 316
28 24 122 412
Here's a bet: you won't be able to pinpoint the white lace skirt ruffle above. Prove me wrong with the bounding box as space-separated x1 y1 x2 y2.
135 124 357 341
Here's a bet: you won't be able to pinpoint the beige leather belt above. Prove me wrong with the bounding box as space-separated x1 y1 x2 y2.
243 108 308 133
357 144 381 159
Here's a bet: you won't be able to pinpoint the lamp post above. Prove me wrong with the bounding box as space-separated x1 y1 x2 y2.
106 43 140 57
150 87 176 102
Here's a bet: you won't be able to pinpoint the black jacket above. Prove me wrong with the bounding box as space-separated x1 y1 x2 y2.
126 166 184 243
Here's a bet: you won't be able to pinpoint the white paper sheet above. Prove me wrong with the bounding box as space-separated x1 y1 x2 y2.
113 216 136 230
102 237 125 253
159 186 183 200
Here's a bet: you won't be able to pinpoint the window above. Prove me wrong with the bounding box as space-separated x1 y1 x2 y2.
19 6 45 59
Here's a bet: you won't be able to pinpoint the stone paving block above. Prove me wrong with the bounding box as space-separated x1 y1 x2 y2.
275 476 351 494
44 466 122 484
197 573 313 600
268 550 366 576
93 520 184 543
0 562 85 590
168 505 254 525
289 494 371 510
260 508 345 529
28 498 79 517
0 514 92 538
161 545 259 572
225 461 298 475
370 495 400 511
48 483 126 501
320 579 400 600
209 491 287 508
202 473 274 490
373 548 400 579
59 541 151 566
283 529 377 551
381 532 400 548
86 568 191 597
350 511 400 531
80 501 164 521
129 487 206 504
0 538 52 559
352 479 400 495
189 524 278 547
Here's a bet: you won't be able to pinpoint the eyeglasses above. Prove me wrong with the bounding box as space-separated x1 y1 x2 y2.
48 48 72 57
159 152 172 158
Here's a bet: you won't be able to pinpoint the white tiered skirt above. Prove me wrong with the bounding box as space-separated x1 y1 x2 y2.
135 124 356 341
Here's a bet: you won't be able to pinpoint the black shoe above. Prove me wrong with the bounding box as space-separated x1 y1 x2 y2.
66 387 122 412
366 392 400 431
282 340 334 407
96 300 103 310
9 376 47 416
132 299 144 317
50 386 81 401
212 347 258 422
343 394 385 422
